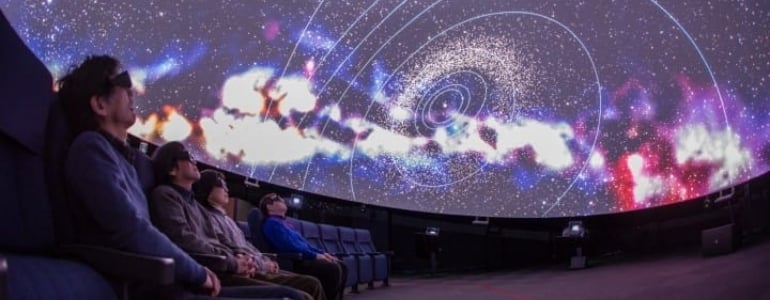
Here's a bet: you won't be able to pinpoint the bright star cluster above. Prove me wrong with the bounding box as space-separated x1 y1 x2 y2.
2 0 769 217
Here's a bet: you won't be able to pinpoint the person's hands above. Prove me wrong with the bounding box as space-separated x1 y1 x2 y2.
315 253 332 263
324 253 340 263
266 260 280 274
236 254 257 276
200 267 221 297
316 253 339 263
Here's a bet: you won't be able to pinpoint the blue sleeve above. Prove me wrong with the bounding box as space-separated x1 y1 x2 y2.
262 219 320 260
65 132 207 286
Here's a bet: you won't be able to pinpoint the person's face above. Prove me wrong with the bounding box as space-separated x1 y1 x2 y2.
266 197 288 216
208 183 230 207
171 151 200 182
96 71 136 129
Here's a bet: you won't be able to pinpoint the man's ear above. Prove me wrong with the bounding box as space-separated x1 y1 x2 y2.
89 96 108 117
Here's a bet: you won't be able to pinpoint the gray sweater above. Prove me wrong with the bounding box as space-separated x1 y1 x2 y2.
203 205 266 270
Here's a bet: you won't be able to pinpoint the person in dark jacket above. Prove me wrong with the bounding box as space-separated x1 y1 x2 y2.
260 193 348 300
61 54 303 300
195 169 326 300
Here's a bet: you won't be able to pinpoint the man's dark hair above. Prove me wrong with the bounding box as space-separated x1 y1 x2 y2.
193 169 226 206
151 141 188 186
259 192 284 216
57 55 121 135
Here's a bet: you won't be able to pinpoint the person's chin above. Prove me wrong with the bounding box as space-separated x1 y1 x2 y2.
125 114 137 127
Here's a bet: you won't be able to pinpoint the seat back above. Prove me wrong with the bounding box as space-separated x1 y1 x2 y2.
0 8 55 252
132 149 156 196
247 209 276 252
298 221 324 251
318 224 344 254
337 227 360 255
237 221 250 241
43 96 78 245
338 226 374 285
354 229 377 253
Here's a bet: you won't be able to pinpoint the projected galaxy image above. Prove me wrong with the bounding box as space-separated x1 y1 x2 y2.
2 0 769 217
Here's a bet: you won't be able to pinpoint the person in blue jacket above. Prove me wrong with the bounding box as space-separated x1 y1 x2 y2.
259 193 347 300
60 54 303 300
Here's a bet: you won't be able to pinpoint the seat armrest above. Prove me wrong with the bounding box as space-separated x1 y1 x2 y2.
189 253 228 274
55 244 174 285
0 255 7 300
265 252 302 271
269 252 302 261
365 250 394 256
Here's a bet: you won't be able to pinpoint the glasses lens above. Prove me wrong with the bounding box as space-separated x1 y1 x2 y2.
110 71 132 88
176 150 195 162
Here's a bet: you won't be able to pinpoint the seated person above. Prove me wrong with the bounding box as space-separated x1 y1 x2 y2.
61 55 303 300
194 170 326 300
149 142 278 286
260 194 348 300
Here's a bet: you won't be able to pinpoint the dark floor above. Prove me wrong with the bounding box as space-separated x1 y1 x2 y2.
347 235 770 300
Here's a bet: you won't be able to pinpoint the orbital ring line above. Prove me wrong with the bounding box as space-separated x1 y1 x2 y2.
399 71 490 187
648 0 729 131
266 0 327 123
316 0 386 72
415 77 476 129
314 0 411 94
269 0 412 182
393 73 491 188
420 84 470 128
282 0 387 137
299 0 445 190
260 0 326 181
542 0 729 216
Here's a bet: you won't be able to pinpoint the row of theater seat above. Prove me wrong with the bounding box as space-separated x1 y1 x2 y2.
243 210 391 294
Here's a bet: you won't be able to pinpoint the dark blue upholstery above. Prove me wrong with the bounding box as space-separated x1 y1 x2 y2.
298 220 358 289
0 10 55 253
354 229 390 286
337 226 375 286
319 224 370 289
237 221 251 241
133 149 156 196
247 209 278 253
0 9 116 300
297 221 322 249
5 255 115 299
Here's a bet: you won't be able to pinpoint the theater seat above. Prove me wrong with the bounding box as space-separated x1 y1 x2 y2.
301 222 359 291
354 229 391 287
319 224 373 292
337 226 375 288
238 221 251 242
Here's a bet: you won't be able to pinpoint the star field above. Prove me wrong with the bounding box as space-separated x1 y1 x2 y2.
2 0 769 218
